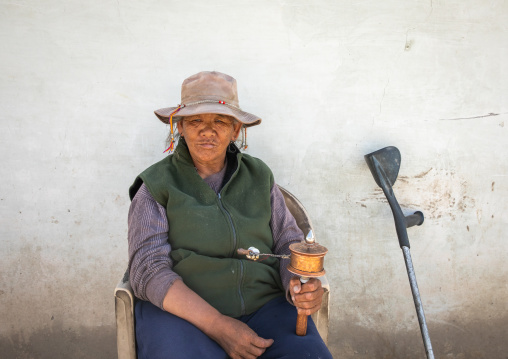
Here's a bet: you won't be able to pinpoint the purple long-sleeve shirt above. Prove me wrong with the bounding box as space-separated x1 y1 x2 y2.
128 161 303 311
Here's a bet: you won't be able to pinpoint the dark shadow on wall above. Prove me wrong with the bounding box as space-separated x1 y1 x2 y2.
328 316 508 358
3 315 507 358
0 322 116 359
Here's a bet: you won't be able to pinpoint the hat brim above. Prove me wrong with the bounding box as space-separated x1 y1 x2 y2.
154 103 261 127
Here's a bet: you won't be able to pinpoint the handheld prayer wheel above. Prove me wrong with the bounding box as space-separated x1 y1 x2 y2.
237 230 328 337
287 230 328 336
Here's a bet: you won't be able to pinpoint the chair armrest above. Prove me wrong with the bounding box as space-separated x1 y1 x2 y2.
115 271 137 359
311 275 330 345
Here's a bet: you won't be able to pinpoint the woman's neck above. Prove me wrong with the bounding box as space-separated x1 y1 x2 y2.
194 159 227 179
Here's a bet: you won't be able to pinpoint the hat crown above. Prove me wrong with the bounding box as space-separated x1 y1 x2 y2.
181 71 239 107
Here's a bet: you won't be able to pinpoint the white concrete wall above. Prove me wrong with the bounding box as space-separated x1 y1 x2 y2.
1 0 507 357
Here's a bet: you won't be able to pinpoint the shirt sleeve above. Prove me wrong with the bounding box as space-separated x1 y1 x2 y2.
128 183 182 310
270 183 304 303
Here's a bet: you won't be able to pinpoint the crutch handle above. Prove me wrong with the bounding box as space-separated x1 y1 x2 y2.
406 211 424 228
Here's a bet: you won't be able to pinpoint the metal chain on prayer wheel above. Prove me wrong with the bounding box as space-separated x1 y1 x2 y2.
238 230 328 336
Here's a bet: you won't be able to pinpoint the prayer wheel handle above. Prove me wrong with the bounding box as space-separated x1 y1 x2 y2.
295 276 310 336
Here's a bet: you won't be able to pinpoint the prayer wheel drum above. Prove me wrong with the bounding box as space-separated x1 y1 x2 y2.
287 242 327 277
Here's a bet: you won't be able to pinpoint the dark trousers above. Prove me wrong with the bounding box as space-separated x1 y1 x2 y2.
135 296 332 359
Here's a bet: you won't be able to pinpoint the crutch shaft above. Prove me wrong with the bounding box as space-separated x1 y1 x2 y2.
402 246 434 359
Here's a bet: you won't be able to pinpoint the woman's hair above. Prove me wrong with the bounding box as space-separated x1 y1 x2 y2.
165 116 248 151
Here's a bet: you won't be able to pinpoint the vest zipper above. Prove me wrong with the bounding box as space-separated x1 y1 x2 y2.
217 192 245 315
217 192 237 255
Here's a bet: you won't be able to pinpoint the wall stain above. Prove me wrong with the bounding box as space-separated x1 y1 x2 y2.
414 167 432 178
476 209 482 224
404 39 413 51
360 168 475 220
114 194 126 206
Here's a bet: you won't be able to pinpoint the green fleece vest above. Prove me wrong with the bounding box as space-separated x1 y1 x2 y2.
130 141 283 317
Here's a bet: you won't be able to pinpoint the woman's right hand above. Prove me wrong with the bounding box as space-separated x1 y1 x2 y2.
163 280 273 358
208 314 273 359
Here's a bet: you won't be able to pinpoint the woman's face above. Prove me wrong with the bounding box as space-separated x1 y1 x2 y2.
177 113 242 168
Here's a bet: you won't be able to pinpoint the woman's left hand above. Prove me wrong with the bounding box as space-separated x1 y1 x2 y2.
289 277 325 316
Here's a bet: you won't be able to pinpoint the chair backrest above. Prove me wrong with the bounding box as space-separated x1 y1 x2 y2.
278 185 313 237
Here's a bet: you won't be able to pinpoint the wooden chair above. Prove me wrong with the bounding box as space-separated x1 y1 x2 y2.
114 185 330 359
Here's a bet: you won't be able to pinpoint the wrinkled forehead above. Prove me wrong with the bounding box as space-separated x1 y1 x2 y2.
181 113 237 123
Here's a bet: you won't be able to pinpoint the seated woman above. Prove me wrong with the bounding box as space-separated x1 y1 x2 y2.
128 71 332 359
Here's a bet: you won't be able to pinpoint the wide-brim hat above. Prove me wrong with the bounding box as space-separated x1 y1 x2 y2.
154 71 261 127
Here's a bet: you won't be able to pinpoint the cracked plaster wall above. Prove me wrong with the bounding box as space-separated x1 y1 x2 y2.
1 0 507 358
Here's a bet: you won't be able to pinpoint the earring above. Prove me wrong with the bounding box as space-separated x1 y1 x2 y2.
227 141 237 153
